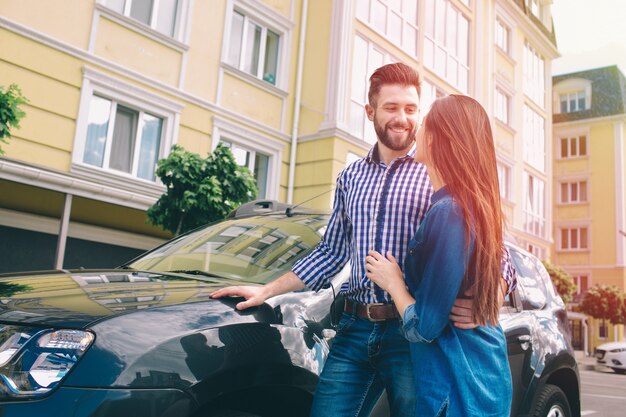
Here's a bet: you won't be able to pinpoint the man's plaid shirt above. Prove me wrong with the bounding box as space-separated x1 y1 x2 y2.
292 145 516 304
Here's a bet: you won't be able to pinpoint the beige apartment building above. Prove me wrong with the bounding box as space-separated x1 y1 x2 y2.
0 0 558 272
552 65 626 352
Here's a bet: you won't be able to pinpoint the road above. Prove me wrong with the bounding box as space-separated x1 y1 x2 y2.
580 367 626 416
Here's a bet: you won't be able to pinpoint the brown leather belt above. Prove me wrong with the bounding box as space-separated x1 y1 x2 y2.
344 299 400 322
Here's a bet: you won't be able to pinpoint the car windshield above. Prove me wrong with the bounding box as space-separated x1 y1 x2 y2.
128 214 328 284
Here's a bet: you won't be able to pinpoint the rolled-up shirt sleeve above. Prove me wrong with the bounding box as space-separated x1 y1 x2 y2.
292 174 351 291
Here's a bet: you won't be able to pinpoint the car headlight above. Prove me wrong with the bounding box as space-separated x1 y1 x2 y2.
610 348 626 353
0 325 94 399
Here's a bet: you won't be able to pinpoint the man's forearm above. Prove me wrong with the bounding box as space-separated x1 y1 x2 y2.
262 270 307 299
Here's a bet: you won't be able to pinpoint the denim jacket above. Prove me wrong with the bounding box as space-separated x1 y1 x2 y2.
401 187 512 417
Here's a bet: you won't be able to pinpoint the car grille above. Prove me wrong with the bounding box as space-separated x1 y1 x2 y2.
595 349 606 360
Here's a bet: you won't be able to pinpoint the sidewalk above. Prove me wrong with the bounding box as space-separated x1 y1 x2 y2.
575 350 596 371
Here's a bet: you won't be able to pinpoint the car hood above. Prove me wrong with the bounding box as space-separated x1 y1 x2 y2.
0 269 246 328
597 341 626 350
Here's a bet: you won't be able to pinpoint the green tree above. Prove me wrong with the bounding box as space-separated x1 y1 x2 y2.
147 144 257 235
579 284 623 331
542 260 577 304
0 84 28 154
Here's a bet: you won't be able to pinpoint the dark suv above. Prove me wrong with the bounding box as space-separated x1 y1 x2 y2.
0 201 580 417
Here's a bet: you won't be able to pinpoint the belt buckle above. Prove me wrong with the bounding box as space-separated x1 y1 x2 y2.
366 303 385 322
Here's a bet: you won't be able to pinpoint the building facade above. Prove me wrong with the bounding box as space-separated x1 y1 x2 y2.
0 0 558 272
552 65 626 352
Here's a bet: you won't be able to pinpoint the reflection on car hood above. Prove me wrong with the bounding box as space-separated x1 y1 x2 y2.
0 269 238 328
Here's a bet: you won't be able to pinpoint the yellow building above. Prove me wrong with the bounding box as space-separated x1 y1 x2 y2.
552 65 626 352
0 0 558 272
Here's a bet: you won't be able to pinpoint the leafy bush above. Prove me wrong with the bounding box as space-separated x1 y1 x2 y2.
147 144 258 235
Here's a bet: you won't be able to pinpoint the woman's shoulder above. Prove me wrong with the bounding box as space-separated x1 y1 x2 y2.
427 194 463 219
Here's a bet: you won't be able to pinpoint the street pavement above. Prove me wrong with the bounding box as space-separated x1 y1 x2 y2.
576 352 626 416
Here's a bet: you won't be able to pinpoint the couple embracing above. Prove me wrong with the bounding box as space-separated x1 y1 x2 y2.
212 63 515 417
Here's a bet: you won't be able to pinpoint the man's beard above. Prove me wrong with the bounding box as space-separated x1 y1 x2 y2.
374 118 417 151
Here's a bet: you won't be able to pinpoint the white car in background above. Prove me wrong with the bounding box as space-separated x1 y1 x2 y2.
595 341 626 374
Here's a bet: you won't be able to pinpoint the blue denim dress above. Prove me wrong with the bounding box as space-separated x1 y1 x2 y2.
402 187 512 417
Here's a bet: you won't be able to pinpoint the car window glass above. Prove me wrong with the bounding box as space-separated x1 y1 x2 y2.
129 214 328 284
509 249 547 310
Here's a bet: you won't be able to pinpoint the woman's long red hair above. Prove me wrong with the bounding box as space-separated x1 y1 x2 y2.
424 95 503 326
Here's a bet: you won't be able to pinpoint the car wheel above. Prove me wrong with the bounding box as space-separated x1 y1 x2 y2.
530 384 572 417
612 368 626 374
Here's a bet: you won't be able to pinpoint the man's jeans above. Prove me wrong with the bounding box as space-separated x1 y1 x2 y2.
310 312 416 417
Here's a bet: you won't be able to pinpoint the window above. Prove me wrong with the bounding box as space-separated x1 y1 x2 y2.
226 10 281 85
74 68 182 192
559 135 587 158
523 105 545 172
103 0 180 37
526 0 541 19
355 0 419 56
350 35 397 144
526 244 546 260
424 0 470 93
559 180 588 204
560 91 586 113
495 88 510 125
524 172 545 238
212 117 283 200
572 274 589 302
420 79 447 122
598 322 608 339
559 227 589 250
495 19 510 55
523 43 545 107
221 141 270 199
497 162 512 201
83 95 163 181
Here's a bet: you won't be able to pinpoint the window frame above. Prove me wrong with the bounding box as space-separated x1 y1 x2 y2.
523 104 546 172
598 321 608 340
557 132 588 159
495 18 511 56
553 78 592 115
559 91 587 113
571 274 590 297
72 67 183 193
211 117 284 200
355 0 420 57
221 0 292 91
495 87 511 126
523 42 545 108
97 0 190 46
423 0 471 93
558 225 590 251
523 171 546 239
497 160 513 203
420 79 448 123
558 178 589 204
349 34 399 144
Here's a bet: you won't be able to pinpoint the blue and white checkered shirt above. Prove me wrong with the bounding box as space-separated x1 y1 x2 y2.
292 144 515 304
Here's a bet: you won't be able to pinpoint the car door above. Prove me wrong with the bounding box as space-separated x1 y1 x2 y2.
502 247 547 416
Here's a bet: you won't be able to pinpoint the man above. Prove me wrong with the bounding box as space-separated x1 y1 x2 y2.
211 63 515 417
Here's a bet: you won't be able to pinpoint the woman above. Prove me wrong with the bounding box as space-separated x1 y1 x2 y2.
365 95 512 416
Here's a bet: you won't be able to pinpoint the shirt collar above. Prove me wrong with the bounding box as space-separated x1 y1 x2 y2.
366 143 416 165
430 186 451 204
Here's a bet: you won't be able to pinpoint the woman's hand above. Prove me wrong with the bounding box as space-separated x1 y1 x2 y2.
365 250 405 295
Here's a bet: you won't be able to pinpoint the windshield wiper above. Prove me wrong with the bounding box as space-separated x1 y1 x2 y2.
165 270 225 279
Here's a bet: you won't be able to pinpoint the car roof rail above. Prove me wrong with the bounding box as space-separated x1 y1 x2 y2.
227 199 294 218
